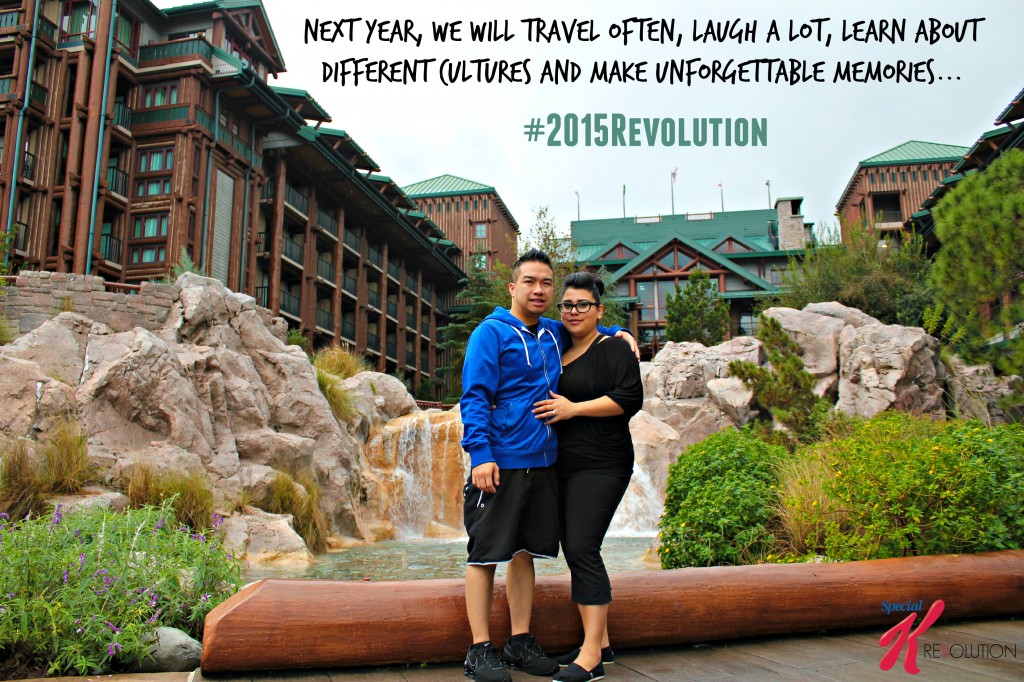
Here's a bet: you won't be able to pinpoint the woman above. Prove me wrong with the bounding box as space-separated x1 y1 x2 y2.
532 272 643 682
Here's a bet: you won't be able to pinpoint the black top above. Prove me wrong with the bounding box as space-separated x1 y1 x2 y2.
555 335 644 477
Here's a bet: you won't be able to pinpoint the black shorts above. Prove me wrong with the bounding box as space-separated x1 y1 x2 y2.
463 467 559 565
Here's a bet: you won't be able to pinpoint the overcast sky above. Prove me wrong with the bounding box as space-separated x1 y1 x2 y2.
155 0 1023 240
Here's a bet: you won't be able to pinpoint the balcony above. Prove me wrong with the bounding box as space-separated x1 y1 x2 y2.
113 101 132 129
282 234 303 266
341 318 356 343
367 289 381 310
367 243 382 269
106 167 128 197
407 312 417 328
280 290 301 318
0 9 20 30
262 181 309 216
195 108 214 133
874 210 904 227
100 234 122 263
343 272 357 294
316 308 334 332
420 355 429 373
255 286 269 307
387 261 400 280
0 76 12 96
38 16 57 42
366 330 381 351
386 340 397 359
406 350 417 368
405 272 418 292
28 82 46 109
343 229 360 252
423 287 433 304
317 255 336 282
21 151 35 181
317 208 338 239
12 220 27 253
132 106 189 126
421 320 430 337
138 38 213 65
387 300 398 319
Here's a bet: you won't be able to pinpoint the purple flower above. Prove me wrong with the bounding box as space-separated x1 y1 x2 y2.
146 608 162 625
74 528 81 538
106 621 121 634
149 592 159 608
0 512 8 518
107 641 122 657
201 593 211 603
212 512 224 528
154 518 164 531
62 569 69 584
191 533 207 542
51 504 63 527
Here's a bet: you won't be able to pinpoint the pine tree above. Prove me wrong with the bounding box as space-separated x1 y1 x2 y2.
931 148 1024 374
663 269 729 345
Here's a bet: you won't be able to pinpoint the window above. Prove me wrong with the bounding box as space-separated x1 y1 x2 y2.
484 199 489 209
129 245 167 264
770 268 785 285
933 170 939 181
455 201 460 212
142 82 178 108
473 253 487 270
132 213 168 238
474 199 479 210
60 1 97 42
135 178 172 197
426 204 432 214
912 171 917 181
115 11 140 57
737 313 759 337
870 174 876 185
474 223 487 239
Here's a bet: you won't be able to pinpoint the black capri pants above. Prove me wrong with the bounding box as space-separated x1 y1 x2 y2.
559 471 631 605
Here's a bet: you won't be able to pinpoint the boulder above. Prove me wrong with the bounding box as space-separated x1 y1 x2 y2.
803 301 881 329
763 307 846 398
706 377 756 425
836 323 945 418
219 506 314 566
944 355 1024 424
0 312 100 386
137 627 202 673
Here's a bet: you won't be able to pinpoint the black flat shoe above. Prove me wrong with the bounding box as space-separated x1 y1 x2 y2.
554 646 615 667
554 662 605 681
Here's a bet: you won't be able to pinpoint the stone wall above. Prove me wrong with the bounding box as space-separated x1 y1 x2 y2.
0 272 282 340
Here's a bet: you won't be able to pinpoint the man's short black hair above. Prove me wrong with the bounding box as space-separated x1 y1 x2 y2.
511 249 553 282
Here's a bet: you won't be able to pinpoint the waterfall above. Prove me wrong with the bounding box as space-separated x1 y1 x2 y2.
608 463 663 537
391 413 435 536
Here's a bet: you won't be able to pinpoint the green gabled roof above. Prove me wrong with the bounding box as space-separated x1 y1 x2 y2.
270 87 331 123
309 127 379 172
604 234 778 294
953 128 1013 173
572 209 781 248
995 85 1024 125
402 174 496 197
859 141 969 167
161 0 285 70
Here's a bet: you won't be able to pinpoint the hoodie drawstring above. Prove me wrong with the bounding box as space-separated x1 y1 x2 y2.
512 327 532 367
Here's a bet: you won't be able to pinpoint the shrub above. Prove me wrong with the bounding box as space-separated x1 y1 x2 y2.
261 470 328 553
312 344 369 380
774 444 849 557
729 316 817 446
0 440 45 520
286 327 309 351
123 464 213 532
0 501 242 676
40 418 91 494
316 367 358 424
658 428 785 568
0 317 13 346
819 413 1024 560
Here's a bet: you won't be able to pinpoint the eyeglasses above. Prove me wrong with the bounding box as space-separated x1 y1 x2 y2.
556 301 597 314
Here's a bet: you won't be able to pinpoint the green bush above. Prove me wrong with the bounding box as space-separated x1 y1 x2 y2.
0 439 45 520
40 418 91 495
658 428 785 568
123 464 214 532
261 470 328 553
819 413 1024 560
0 317 14 346
0 501 243 675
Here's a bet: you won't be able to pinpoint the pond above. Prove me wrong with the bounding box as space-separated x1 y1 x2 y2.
247 535 659 582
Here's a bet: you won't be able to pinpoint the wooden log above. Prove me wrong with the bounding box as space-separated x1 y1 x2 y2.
201 550 1024 672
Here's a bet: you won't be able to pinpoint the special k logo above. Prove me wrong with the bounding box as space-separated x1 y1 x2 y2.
878 599 945 674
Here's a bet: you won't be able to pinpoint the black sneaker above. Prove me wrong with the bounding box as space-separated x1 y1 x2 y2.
554 646 615 668
502 633 560 676
465 642 512 682
554 662 605 682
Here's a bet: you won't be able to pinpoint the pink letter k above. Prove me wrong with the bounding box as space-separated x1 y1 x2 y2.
879 600 945 674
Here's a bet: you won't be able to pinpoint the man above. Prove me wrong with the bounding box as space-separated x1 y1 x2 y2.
460 249 635 681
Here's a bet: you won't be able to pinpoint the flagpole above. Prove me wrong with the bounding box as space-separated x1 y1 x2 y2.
622 184 626 218
718 182 724 212
670 167 677 215
575 191 580 221
766 180 772 207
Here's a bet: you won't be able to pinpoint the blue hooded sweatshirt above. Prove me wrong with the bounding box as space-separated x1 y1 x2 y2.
460 307 626 470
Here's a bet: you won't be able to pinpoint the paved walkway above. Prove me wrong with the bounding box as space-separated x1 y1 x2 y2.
27 618 1023 682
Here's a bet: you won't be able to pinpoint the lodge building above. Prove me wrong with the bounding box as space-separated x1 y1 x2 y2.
0 0 469 392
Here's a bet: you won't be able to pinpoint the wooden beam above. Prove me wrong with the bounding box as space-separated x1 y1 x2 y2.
201 550 1024 672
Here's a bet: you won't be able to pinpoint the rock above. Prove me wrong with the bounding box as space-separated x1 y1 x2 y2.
137 627 202 673
836 323 945 418
803 301 880 329
706 377 756 425
219 506 314 566
48 488 129 513
944 355 1024 424
423 521 464 539
610 411 682 534
0 312 97 386
763 307 846 398
343 372 419 434
0 355 76 437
